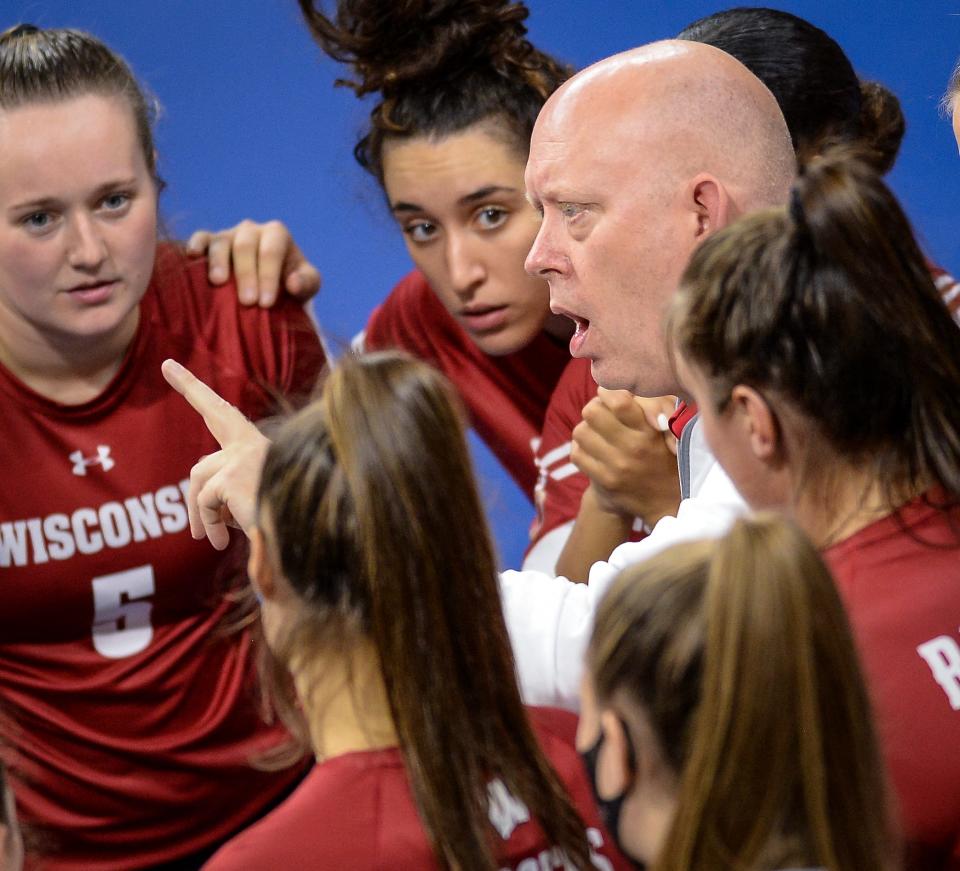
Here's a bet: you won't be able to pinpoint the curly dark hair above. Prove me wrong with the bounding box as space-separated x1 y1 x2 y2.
298 0 571 182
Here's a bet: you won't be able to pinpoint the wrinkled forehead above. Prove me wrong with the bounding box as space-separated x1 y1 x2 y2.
527 92 665 201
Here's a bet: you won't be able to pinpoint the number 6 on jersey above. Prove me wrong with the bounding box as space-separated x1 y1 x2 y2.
92 565 156 658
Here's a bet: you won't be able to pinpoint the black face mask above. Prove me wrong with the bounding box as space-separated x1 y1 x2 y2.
580 722 646 870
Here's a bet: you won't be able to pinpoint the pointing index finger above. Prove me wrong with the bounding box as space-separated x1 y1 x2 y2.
161 358 257 447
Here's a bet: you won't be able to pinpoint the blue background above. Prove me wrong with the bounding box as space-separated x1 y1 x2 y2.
9 1 960 567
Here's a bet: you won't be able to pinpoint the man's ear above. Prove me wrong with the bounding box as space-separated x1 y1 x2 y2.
689 174 732 240
730 385 781 463
247 526 277 602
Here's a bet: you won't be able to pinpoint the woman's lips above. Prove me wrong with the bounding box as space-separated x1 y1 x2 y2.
459 305 509 334
66 280 117 305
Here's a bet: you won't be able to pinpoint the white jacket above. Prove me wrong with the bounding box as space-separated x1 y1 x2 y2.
500 414 747 710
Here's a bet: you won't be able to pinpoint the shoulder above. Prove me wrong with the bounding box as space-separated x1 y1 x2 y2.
142 242 236 328
544 358 597 423
146 241 308 325
205 751 433 869
364 270 459 355
827 494 960 576
527 705 580 749
366 270 443 329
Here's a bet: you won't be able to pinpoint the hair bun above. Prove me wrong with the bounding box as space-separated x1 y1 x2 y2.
1 23 40 41
857 80 905 174
299 0 536 97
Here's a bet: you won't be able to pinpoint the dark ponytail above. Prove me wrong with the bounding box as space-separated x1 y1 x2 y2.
257 351 592 870
678 8 904 173
297 0 571 181
671 148 960 513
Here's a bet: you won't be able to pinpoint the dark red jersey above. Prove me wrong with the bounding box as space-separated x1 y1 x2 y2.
362 270 570 499
203 706 630 871
826 495 960 870
528 358 650 563
0 244 326 869
932 263 960 323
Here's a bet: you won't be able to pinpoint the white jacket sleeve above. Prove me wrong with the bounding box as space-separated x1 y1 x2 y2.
500 460 746 711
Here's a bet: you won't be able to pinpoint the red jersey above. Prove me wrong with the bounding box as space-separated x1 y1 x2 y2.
825 495 960 870
0 244 326 870
362 270 570 498
203 706 629 870
528 359 647 565
932 264 960 323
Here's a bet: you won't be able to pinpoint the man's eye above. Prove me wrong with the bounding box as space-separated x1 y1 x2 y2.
560 203 585 220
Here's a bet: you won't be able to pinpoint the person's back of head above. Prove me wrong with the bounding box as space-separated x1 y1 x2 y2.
670 148 960 513
254 351 594 870
678 7 904 173
587 515 897 870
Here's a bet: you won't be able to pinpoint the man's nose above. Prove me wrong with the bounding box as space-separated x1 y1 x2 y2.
525 218 563 278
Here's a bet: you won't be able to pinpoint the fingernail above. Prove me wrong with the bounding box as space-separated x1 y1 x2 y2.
656 413 669 432
240 286 257 305
210 267 227 283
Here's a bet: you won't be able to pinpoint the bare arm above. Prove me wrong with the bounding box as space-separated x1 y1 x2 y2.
555 390 680 581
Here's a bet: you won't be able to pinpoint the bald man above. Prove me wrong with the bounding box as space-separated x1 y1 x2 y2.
498 41 796 705
526 40 792 396
163 41 796 709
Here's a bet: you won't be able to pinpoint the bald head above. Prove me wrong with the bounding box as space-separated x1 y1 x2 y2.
544 40 794 216
524 40 795 395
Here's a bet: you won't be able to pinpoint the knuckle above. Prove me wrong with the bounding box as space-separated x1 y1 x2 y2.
581 400 601 423
597 468 616 490
608 393 631 413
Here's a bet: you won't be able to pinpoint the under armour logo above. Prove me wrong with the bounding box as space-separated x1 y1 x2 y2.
70 446 115 476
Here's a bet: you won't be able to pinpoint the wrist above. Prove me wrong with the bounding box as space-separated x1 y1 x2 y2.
584 483 636 522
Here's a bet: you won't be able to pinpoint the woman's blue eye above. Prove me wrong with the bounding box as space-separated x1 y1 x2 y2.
24 212 52 229
102 193 130 210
